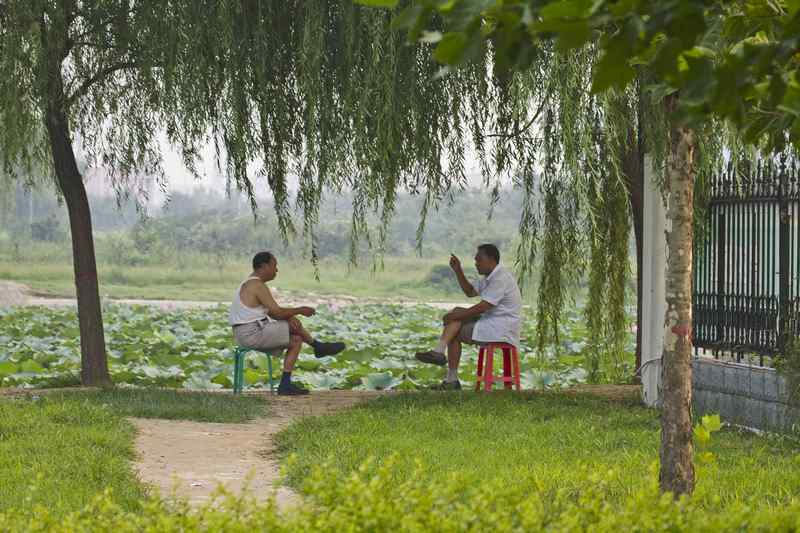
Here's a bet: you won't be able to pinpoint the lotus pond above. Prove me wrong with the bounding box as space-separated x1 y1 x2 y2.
0 303 635 390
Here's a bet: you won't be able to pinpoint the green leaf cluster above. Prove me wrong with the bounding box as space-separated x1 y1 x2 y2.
388 0 800 150
4 451 800 530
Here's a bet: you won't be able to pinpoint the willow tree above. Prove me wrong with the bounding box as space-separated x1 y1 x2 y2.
0 1 487 385
0 171 13 229
1 0 665 390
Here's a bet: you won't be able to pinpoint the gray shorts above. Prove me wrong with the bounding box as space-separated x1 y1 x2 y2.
459 319 477 344
232 320 291 354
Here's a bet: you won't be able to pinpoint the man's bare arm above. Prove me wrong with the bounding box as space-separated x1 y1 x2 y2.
444 300 493 324
254 284 314 320
450 255 478 297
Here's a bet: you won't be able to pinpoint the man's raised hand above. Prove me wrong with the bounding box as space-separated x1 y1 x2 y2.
449 254 462 272
297 306 316 317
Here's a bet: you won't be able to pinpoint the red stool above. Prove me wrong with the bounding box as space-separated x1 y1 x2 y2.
475 342 521 392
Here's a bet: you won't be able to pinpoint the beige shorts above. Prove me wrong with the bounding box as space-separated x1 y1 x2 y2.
232 320 291 354
459 319 477 344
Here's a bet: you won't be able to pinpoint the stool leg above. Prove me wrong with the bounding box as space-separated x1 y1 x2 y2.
475 347 484 392
513 347 521 391
239 351 247 394
267 353 274 393
503 347 512 390
233 351 242 394
476 347 485 392
484 345 494 392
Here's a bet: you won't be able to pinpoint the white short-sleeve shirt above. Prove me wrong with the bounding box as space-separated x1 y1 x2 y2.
473 265 522 348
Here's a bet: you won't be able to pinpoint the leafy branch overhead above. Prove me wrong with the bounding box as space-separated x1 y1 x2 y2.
365 0 800 149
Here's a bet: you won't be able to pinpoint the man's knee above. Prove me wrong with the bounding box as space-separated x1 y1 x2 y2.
289 334 303 347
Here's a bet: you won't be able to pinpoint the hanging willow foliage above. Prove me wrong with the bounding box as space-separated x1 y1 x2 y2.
0 0 726 372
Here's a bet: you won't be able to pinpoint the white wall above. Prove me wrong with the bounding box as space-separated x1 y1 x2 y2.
641 156 666 407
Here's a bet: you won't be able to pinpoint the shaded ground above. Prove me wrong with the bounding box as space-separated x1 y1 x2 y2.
132 390 389 508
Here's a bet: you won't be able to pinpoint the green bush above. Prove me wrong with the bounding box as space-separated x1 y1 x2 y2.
425 264 458 293
2 457 800 532
776 336 800 405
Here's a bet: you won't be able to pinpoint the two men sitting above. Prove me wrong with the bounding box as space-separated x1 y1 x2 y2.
230 244 521 394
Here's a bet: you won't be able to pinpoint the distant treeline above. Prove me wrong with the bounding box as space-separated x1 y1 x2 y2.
1 184 525 263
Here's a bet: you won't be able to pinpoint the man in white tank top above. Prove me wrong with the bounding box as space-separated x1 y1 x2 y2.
230 251 346 395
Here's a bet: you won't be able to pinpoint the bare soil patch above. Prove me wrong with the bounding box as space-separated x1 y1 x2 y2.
566 384 642 401
132 390 388 508
0 281 29 306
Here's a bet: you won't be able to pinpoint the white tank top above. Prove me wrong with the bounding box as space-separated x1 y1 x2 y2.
229 277 271 326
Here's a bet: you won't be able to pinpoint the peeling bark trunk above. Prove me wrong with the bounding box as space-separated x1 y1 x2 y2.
659 93 695 496
41 19 111 387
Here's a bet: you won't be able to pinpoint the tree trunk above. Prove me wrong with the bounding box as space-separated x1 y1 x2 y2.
622 127 644 376
658 93 695 496
43 60 111 387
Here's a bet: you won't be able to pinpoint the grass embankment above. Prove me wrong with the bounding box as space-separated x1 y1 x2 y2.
276 391 800 508
0 389 266 518
0 255 457 302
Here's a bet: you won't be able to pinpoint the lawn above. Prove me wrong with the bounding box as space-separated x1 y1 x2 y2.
276 391 800 509
1 388 799 530
0 389 266 519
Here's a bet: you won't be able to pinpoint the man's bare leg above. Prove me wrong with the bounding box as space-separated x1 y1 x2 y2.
288 317 314 345
439 320 463 351
287 317 346 357
283 334 303 372
277 334 309 395
445 335 462 383
415 312 463 366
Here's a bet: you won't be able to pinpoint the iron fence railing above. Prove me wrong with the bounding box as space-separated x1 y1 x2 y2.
693 157 799 366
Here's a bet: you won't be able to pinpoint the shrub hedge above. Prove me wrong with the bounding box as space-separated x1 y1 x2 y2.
3 456 799 532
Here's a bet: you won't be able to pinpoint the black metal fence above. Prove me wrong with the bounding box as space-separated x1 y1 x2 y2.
693 157 800 365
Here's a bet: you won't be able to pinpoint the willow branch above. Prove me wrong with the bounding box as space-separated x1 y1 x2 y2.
485 95 549 139
66 61 138 105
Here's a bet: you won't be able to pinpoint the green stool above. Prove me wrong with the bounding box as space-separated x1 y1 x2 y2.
232 346 275 394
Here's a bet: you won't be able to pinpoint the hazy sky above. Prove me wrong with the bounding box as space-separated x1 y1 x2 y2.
93 138 492 209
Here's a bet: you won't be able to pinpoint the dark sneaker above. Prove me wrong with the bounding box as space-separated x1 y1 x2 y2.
277 382 310 396
415 350 447 366
430 380 461 391
314 341 346 358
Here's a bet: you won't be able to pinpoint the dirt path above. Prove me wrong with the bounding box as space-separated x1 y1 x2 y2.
0 281 28 306
131 391 388 508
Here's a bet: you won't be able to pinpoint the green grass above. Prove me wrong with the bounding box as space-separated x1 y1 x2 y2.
45 388 269 422
0 394 147 517
0 388 267 519
0 255 460 302
276 391 800 508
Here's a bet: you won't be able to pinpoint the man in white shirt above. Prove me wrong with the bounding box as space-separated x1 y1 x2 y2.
416 244 522 390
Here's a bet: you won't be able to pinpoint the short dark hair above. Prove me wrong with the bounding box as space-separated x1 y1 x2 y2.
252 251 276 270
477 243 500 263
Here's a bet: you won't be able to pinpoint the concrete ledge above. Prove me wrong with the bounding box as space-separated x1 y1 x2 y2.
692 358 797 433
